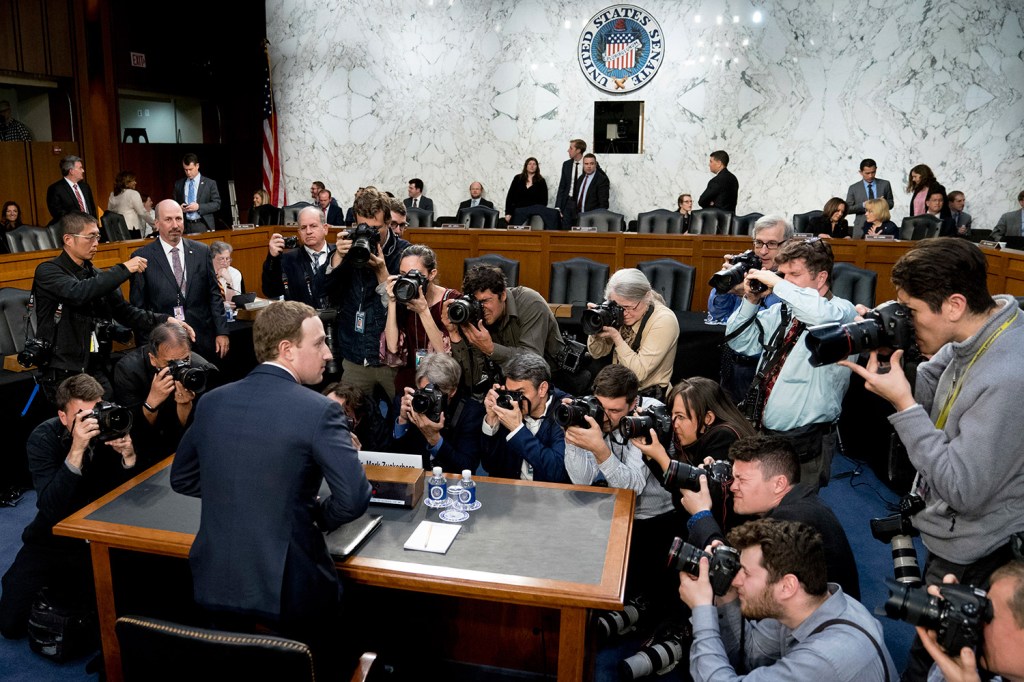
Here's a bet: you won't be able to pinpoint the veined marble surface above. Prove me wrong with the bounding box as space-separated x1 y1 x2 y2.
266 0 1024 230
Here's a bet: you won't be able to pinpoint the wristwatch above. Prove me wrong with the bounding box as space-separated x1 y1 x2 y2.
143 402 157 413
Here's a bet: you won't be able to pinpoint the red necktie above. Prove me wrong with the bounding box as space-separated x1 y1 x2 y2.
73 184 86 211
577 175 590 211
761 318 804 405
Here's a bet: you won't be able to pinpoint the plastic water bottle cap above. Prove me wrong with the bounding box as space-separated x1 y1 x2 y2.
462 470 471 480
433 466 443 476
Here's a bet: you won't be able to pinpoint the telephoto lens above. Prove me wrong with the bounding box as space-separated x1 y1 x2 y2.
805 300 916 366
593 595 648 639
708 250 764 293
619 624 690 680
882 579 992 653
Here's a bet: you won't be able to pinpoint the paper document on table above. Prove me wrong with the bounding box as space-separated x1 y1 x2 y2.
404 520 460 554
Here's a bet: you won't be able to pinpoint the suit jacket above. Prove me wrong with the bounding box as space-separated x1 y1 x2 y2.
170 364 371 622
480 389 569 483
555 158 582 213
698 168 738 212
458 198 494 211
403 196 434 213
46 179 98 225
992 209 1024 241
572 169 610 213
173 175 222 231
129 238 229 359
950 211 972 237
262 245 335 308
845 178 895 235
323 203 344 226
909 182 950 219
392 391 485 474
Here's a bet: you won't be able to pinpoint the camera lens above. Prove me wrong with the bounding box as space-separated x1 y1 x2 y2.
883 582 943 629
394 277 420 303
619 415 653 441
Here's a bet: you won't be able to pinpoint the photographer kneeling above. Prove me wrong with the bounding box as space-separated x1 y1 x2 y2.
392 352 485 473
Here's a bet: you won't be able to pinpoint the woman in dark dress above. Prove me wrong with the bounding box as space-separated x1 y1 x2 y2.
862 198 899 238
503 157 548 224
808 197 851 239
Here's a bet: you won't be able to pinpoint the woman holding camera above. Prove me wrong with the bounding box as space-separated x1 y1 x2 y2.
586 268 679 399
384 244 461 393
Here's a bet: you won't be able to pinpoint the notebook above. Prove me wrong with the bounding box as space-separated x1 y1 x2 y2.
325 514 382 559
403 521 460 554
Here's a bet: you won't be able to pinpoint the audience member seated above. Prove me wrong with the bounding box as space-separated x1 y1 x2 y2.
676 193 694 232
678 518 895 682
113 322 216 461
262 206 333 308
211 241 243 307
808 197 851 239
384 244 461 394
317 189 344 226
1 200 23 253
503 157 548 225
107 170 155 239
322 382 393 453
403 178 433 213
458 181 494 211
991 189 1024 241
386 197 410 240
906 163 949 218
586 268 679 399
392 353 484 473
343 187 365 225
923 190 957 237
725 238 856 489
480 352 569 483
862 198 899 238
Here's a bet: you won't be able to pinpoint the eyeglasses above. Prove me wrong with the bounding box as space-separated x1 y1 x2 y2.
69 233 101 242
388 221 410 230
753 239 786 250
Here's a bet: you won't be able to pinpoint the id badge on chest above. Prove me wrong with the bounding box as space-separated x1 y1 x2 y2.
173 305 186 321
354 309 365 334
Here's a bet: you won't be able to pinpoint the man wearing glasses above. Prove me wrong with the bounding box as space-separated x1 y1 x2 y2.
387 198 410 239
263 206 334 308
30 211 194 403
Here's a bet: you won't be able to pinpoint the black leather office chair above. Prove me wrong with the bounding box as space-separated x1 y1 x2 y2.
900 216 941 241
731 212 764 236
578 209 625 232
549 258 609 305
115 615 378 682
457 206 499 229
792 210 823 234
831 262 878 308
689 209 732 235
0 287 32 357
102 212 131 242
406 207 434 228
250 205 284 226
282 202 312 225
5 225 58 253
463 254 520 287
46 223 63 246
636 209 685 234
636 259 696 314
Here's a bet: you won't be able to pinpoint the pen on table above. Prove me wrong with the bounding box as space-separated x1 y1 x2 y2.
424 522 433 549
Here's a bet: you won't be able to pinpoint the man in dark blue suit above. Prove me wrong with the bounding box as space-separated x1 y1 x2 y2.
317 189 345 226
481 352 569 483
698 149 739 213
171 300 370 675
262 206 334 308
130 200 230 360
555 138 587 228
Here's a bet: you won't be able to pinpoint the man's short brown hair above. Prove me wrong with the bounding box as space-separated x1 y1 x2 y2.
54 374 104 412
570 139 587 154
253 300 317 363
388 198 406 216
990 560 1024 629
729 435 799 484
727 518 828 596
591 364 639 404
352 187 390 222
775 237 834 281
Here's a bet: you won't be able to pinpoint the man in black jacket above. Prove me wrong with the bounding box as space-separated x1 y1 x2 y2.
45 156 97 225
682 435 860 598
262 206 334 308
555 138 587 228
698 149 739 213
572 153 611 214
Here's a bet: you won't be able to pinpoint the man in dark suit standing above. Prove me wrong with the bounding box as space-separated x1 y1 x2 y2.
173 153 222 233
262 206 334 308
556 139 587 228
171 300 371 677
698 149 739 213
572 153 611 215
845 158 895 237
457 181 494 211
45 155 97 226
403 178 434 213
317 189 344 226
130 200 230 360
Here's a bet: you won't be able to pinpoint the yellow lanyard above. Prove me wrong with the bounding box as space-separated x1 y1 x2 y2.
935 310 1017 429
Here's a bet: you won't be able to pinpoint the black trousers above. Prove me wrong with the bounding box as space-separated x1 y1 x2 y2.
0 539 94 639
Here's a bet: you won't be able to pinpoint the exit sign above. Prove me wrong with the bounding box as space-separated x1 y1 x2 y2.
130 52 146 68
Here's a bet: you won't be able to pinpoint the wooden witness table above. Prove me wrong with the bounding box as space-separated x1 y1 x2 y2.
54 457 635 681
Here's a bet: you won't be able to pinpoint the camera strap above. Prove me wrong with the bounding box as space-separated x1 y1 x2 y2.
628 304 657 351
24 287 63 348
807 619 890 682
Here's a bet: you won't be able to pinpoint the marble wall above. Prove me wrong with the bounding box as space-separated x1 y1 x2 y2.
266 0 1024 229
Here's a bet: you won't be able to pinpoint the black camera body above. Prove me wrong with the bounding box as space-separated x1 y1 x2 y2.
870 494 925 543
86 402 133 442
394 269 429 304
555 333 588 373
883 579 992 653
582 300 624 335
282 236 300 249
447 295 483 326
665 459 733 493
619 404 672 446
344 223 381 266
17 337 53 368
165 359 209 392
317 308 339 376
553 395 605 429
410 383 447 423
95 320 133 345
495 388 526 411
806 300 917 366
667 539 741 596
709 250 767 294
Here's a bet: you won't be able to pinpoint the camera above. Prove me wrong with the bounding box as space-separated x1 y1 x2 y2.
282 236 299 249
667 538 742 596
495 388 526 411
410 383 447 423
882 579 992 654
344 223 381 266
393 270 429 304
84 402 133 442
620 622 691 680
871 494 925 586
594 595 648 639
165 359 209 392
471 357 505 398
618 404 672 446
446 295 483 326
581 300 624 335
317 308 339 376
17 337 53 368
708 250 768 294
805 300 917 366
95 320 133 345
664 459 733 493
553 395 605 429
555 333 587 373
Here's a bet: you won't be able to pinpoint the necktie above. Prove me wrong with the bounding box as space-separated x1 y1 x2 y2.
171 247 185 292
472 199 478 207
867 183 875 200
413 198 418 208
73 184 86 211
187 179 196 205
577 175 590 211
311 252 322 270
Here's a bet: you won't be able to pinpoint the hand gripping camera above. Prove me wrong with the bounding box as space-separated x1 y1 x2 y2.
84 402 133 442
410 383 447 423
344 223 381 266
553 395 605 429
165 359 210 393
663 459 734 493
282 236 300 249
882 579 992 654
618 403 673 446
806 300 917 366
870 494 926 586
581 300 624 336
667 538 742 596
708 250 768 294
495 388 526 411
393 269 429 304
446 295 483 326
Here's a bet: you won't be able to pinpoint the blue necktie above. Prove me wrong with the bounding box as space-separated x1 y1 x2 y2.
187 179 196 205
867 183 875 200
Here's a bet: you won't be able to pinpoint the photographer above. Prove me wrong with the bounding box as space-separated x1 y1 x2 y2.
480 352 569 483
384 244 461 393
114 322 216 461
586 268 679 399
0 375 138 638
325 187 411 400
392 353 484 473
262 206 333 307
679 518 895 681
30 211 193 402
322 382 393 453
839 238 1024 680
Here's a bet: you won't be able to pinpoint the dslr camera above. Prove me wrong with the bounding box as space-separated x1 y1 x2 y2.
555 333 588 373
553 395 605 429
708 250 768 294
95 320 133 345
446 295 483 326
17 337 53 369
165 359 210 392
410 383 447 423
663 459 733 493
581 300 624 335
282 236 300 249
84 402 133 442
344 223 382 266
495 388 526 411
871 494 925 586
806 300 917 366
667 538 742 596
883 579 992 654
393 269 429 304
618 403 672 446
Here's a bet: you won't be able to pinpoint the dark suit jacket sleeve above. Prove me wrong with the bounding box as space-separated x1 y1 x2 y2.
27 424 86 525
203 252 229 337
262 253 285 298
882 180 895 209
555 159 571 211
432 399 484 474
511 418 568 482
170 422 201 497
200 179 222 217
172 179 184 205
687 513 726 549
698 174 721 208
46 182 64 222
594 172 609 209
504 176 522 217
315 401 371 530
36 259 132 306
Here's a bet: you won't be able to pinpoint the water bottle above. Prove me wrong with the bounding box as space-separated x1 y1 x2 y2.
461 469 481 511
424 466 448 508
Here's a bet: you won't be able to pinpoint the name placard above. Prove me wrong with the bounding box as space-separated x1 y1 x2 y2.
358 451 422 469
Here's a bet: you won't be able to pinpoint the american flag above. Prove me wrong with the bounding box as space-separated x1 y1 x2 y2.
604 33 637 70
262 42 286 207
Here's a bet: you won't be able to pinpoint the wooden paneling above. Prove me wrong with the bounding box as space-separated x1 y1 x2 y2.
45 0 73 77
0 1 18 71
0 144 34 225
16 0 47 75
